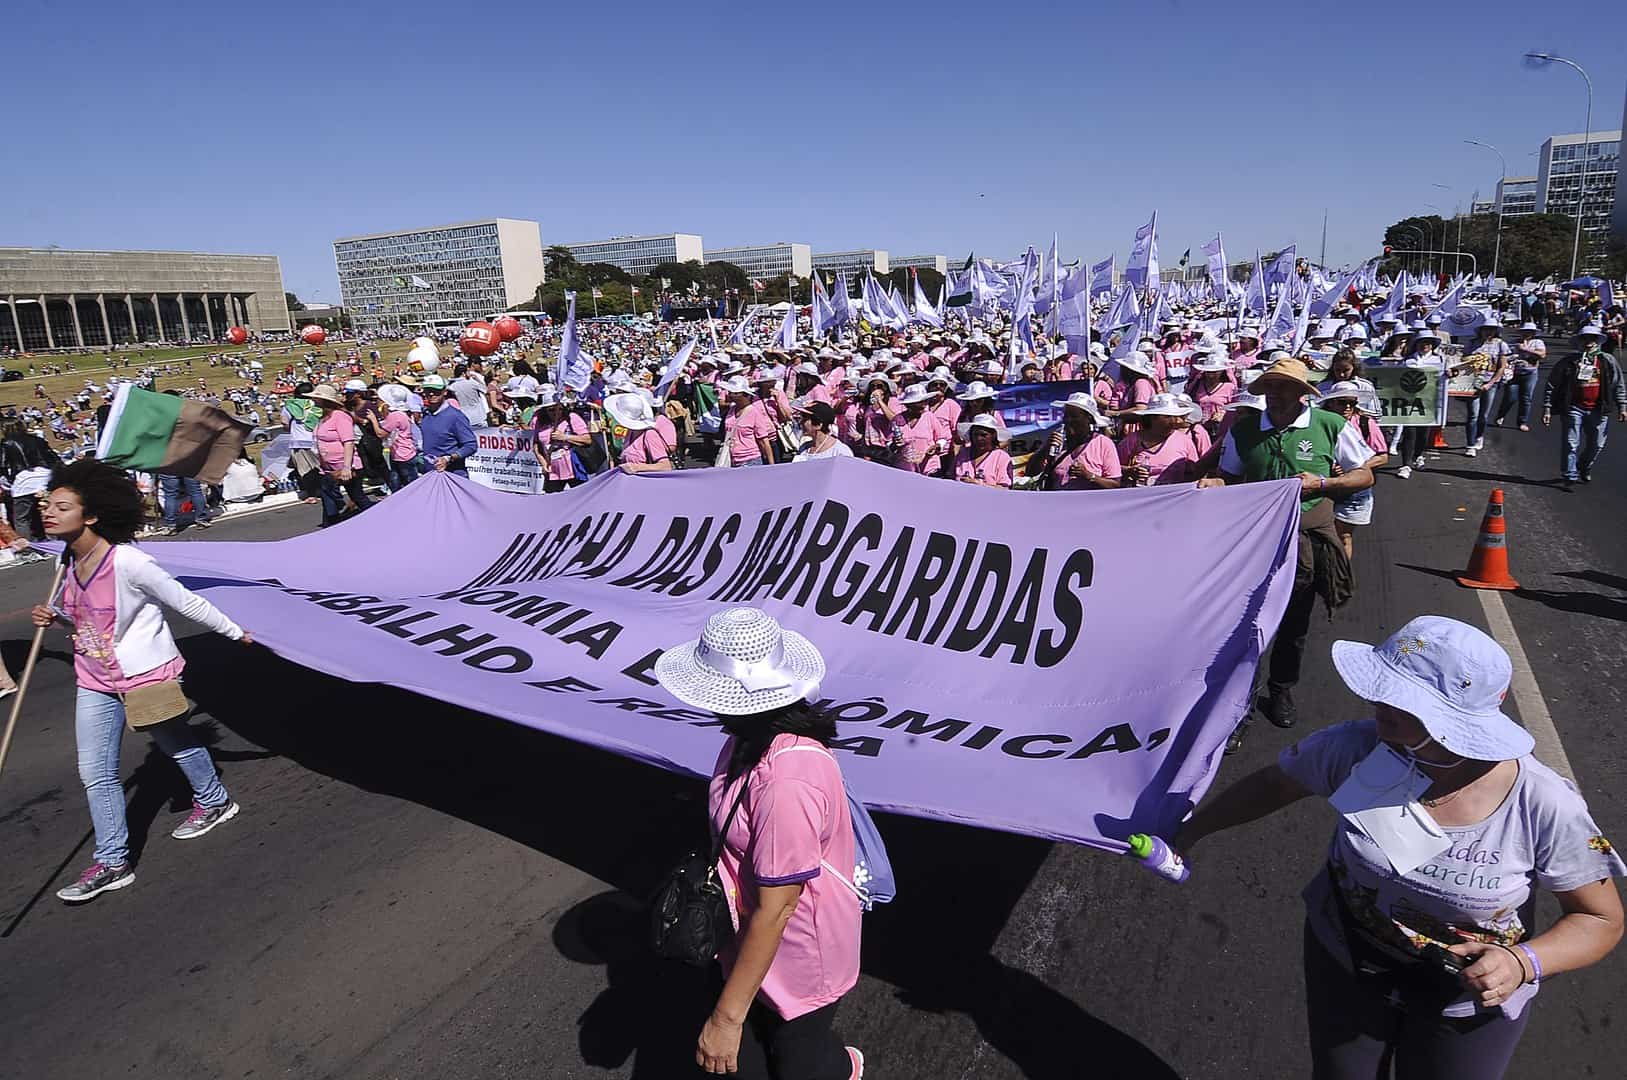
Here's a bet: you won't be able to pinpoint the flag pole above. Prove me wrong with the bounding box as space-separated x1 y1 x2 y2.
0 553 68 786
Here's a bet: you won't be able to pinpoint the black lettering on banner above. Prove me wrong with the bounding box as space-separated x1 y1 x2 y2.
943 543 1012 653
513 529 565 584
257 577 285 587
1144 728 1171 751
590 696 669 712
674 514 739 596
961 725 1003 750
559 621 622 659
843 527 915 631
980 549 1048 664
290 590 343 604
774 500 850 606
710 507 789 602
349 603 408 625
641 706 715 723
413 623 497 656
558 513 626 578
815 513 884 617
525 675 603 693
620 649 662 686
1068 723 1142 759
463 647 532 673
878 710 969 742
493 532 550 589
457 533 533 592
883 530 957 640
318 594 381 612
743 502 814 603
538 516 597 580
1035 549 1093 669
828 736 883 757
541 607 590 635
611 516 689 588
922 539 981 645
827 697 888 724
1001 733 1070 759
457 589 519 607
379 611 439 639
493 595 569 627
647 517 714 594
582 514 646 579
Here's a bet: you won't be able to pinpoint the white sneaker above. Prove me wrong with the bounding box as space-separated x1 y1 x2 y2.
1396 466 1413 479
1473 438 1484 450
1465 447 1478 458
1412 456 1426 468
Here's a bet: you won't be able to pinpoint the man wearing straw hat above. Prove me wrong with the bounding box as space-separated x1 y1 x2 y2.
1201 355 1379 752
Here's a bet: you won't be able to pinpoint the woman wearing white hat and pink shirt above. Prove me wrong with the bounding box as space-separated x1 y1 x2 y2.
1176 616 1624 1079
657 609 864 1080
891 384 951 475
1116 393 1204 486
951 414 1014 488
605 393 675 473
719 376 779 467
1029 393 1122 490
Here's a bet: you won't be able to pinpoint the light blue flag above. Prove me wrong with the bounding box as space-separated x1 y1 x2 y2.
1103 283 1141 330
1289 293 1313 353
1126 213 1159 290
1244 252 1267 316
912 272 943 327
1201 234 1227 289
889 285 911 327
1264 281 1297 345
1599 279 1614 313
832 272 854 328
1373 273 1405 323
728 309 758 346
1310 265 1362 319
654 335 697 403
1090 256 1115 298
1034 234 1060 315
776 300 797 350
1426 278 1465 322
556 291 594 392
810 275 837 338
1265 245 1298 287
1006 252 1038 380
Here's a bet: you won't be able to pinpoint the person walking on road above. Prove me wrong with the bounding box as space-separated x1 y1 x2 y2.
37 461 256 904
1199 356 1377 752
310 383 373 527
1495 322 1546 431
1175 616 1625 1080
1542 325 1626 491
656 608 864 1079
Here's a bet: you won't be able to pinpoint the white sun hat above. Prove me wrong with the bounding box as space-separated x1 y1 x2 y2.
1115 352 1155 379
958 379 996 401
1137 392 1192 418
1331 615 1533 760
655 607 826 716
1192 353 1230 372
898 383 934 406
718 375 752 396
1052 391 1108 425
960 412 1011 444
604 392 657 431
1225 391 1266 411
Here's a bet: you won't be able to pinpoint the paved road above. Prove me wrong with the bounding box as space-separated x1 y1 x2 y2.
1 411 1623 1079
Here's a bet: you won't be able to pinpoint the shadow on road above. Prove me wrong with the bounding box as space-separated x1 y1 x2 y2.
181 636 1178 1079
1417 465 1564 490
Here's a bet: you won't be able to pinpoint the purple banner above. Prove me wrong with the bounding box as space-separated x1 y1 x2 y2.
145 462 1300 849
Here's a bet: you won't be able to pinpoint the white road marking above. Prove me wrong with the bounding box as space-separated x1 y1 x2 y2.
1476 590 1575 783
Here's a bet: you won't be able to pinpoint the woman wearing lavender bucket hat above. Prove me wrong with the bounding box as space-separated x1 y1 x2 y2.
1175 615 1623 1079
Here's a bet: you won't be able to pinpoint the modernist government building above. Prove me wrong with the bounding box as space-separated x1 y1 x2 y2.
0 247 290 351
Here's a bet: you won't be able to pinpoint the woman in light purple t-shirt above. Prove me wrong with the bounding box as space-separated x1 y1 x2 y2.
1175 616 1624 1079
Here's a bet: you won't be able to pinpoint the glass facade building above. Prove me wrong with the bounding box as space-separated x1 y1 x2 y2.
890 254 948 274
334 219 544 335
1494 176 1538 218
705 243 812 281
562 234 704 276
1536 131 1620 269
812 250 888 277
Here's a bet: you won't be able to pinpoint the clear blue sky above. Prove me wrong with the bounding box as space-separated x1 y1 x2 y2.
5 0 1624 302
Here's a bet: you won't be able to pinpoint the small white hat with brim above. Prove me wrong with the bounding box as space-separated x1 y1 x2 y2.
1578 324 1606 339
1137 392 1191 418
343 378 369 392
1225 391 1267 411
1331 615 1532 760
655 607 825 716
1115 352 1155 378
1192 354 1230 372
718 375 753 395
792 361 821 378
863 372 897 394
899 383 933 406
977 357 1005 376
604 392 657 431
1318 380 1363 402
307 383 345 405
959 413 1011 444
958 379 996 401
1052 391 1108 425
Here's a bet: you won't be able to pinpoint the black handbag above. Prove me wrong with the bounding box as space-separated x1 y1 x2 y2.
649 780 749 966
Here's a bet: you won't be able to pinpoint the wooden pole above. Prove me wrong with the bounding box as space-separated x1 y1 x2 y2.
0 555 68 783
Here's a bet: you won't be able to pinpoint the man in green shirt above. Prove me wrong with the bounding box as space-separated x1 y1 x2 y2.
1200 355 1378 751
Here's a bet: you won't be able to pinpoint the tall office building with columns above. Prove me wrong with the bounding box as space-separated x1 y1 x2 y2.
0 247 289 352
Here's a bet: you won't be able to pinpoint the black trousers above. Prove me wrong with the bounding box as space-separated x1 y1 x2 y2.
701 968 850 1080
1267 579 1318 689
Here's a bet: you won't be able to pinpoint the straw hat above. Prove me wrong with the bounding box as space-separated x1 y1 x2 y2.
604 392 657 431
306 383 345 406
1250 356 1319 396
654 608 825 716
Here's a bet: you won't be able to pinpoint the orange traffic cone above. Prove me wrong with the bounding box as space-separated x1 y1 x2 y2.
1431 426 1449 449
1456 489 1519 590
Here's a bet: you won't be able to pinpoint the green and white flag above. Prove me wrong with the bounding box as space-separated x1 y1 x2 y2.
96 384 251 483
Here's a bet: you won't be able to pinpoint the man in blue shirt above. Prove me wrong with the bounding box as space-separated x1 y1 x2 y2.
416 374 477 475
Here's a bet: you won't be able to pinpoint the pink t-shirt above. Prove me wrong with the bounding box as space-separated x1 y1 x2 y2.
1192 377 1237 421
709 734 861 1021
725 399 776 465
315 410 358 473
654 414 679 451
953 447 1013 487
621 426 672 466
1190 421 1212 457
893 411 948 474
534 411 589 481
1052 432 1122 490
62 549 185 693
799 383 835 408
1117 428 1202 486
823 365 847 390
859 401 896 447
1352 415 1389 456
1114 377 1157 409
381 410 417 462
930 397 962 430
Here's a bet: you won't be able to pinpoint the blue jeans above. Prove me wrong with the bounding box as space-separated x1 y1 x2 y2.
386 457 420 491
159 474 211 527
77 686 228 866
319 473 373 525
1562 407 1608 480
1496 367 1541 427
1465 387 1498 447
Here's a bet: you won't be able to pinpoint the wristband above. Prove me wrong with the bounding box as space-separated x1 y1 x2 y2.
1517 943 1541 985
1318 476 1326 492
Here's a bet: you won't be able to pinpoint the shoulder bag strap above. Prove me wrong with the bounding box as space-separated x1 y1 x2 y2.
710 775 752 864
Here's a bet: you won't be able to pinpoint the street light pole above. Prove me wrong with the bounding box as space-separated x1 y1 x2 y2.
1465 139 1507 282
1432 185 1462 278
1524 51 1594 279
1425 203 1447 277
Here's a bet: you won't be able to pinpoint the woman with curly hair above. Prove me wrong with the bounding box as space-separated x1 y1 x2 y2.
33 461 256 904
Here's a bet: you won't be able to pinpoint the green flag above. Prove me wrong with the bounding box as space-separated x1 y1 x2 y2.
96 384 251 483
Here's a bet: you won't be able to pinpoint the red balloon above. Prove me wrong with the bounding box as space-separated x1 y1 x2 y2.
300 325 327 346
459 322 501 356
227 326 249 345
492 315 523 341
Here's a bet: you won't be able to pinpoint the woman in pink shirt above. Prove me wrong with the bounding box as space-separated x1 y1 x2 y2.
656 609 864 1079
925 370 961 430
720 376 778 466
792 363 834 409
1028 392 1122 490
310 383 373 527
952 415 1014 487
954 381 1004 445
606 393 675 473
1113 350 1161 411
378 399 419 491
531 387 592 491
855 374 899 462
1189 353 1237 435
1117 393 1204 486
892 384 951 475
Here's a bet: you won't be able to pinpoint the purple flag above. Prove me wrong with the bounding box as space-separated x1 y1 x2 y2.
776 300 797 350
1089 256 1115 299
139 465 1299 848
654 335 697 403
727 309 758 346
556 291 592 392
